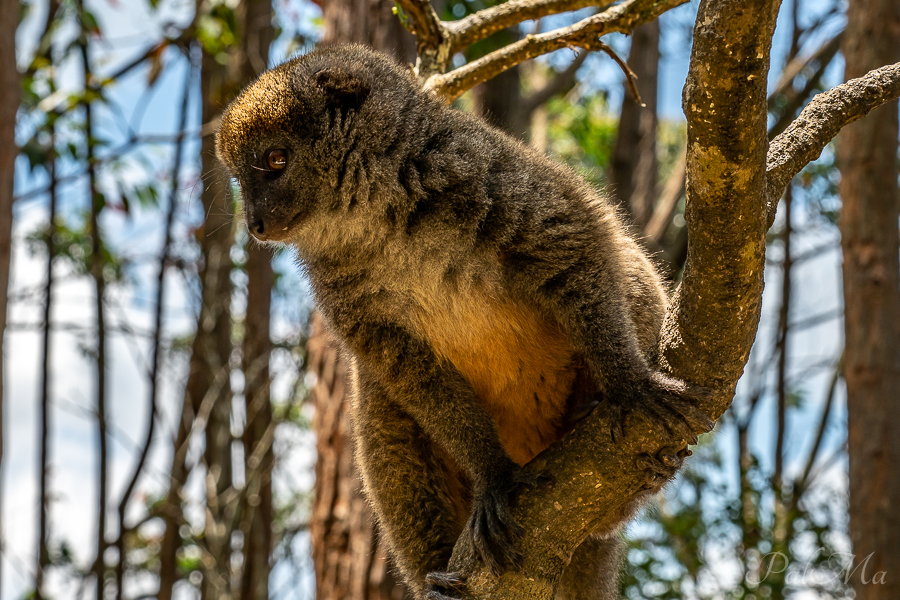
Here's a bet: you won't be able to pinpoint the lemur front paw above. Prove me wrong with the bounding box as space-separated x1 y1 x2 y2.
608 372 714 444
636 445 692 492
425 571 466 600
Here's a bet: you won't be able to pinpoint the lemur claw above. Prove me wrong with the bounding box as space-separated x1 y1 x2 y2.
426 571 466 600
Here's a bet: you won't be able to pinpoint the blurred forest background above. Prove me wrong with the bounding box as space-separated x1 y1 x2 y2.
0 0 889 599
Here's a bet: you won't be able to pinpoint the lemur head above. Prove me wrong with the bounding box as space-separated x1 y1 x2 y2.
215 44 421 244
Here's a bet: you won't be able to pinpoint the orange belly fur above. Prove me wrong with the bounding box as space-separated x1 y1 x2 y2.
409 281 577 466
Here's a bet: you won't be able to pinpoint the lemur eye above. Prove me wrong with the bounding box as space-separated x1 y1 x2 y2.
266 148 288 171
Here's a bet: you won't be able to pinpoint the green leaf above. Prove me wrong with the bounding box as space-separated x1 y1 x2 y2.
80 8 101 36
132 183 160 209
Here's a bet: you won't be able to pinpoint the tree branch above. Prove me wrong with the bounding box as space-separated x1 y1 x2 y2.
394 1 900 598
395 0 444 46
653 0 780 415
767 30 843 139
425 0 687 101
765 61 900 226
394 0 450 78
447 0 616 53
597 40 643 105
442 1 781 596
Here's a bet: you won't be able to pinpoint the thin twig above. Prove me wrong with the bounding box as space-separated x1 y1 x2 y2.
597 40 643 106
773 185 792 490
425 0 686 101
76 5 110 599
35 107 57 600
796 355 842 497
521 50 588 116
447 0 617 52
766 61 900 225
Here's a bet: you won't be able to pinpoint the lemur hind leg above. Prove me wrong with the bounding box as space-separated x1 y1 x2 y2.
351 367 471 598
555 534 624 600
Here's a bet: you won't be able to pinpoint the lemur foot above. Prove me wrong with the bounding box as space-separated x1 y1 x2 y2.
464 467 551 577
636 445 692 492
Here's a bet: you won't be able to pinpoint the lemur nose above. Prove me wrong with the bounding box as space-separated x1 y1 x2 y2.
250 218 269 241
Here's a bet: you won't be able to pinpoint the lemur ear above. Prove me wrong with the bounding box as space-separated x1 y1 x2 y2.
313 68 370 111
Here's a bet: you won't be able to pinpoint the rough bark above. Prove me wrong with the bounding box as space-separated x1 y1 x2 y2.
659 0 780 412
646 30 843 277
838 0 900 597
309 314 408 600
766 61 900 223
321 0 416 63
610 19 659 228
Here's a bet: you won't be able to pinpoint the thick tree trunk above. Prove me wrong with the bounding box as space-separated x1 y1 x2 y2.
321 0 416 61
308 314 408 600
838 1 900 597
610 20 659 228
311 4 413 598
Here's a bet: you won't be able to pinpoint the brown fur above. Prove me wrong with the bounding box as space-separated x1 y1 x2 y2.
216 44 711 600
409 279 576 466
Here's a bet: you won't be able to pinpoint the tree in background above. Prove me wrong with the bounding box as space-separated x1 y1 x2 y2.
609 20 658 229
0 0 20 595
4 1 312 599
308 3 414 599
155 1 277 598
839 0 900 598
